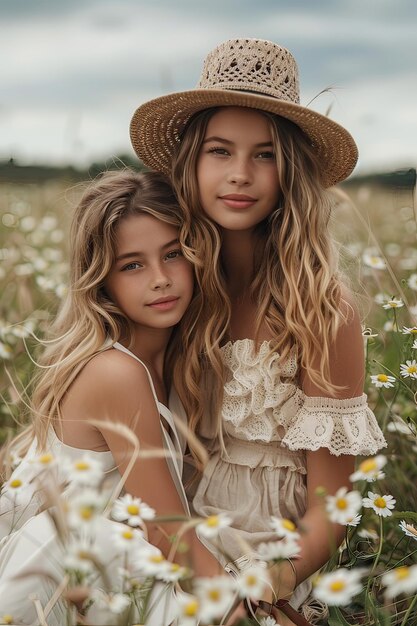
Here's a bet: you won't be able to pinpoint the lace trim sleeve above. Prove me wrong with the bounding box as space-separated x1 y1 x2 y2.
281 393 387 456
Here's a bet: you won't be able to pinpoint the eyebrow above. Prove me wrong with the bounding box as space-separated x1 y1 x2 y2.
203 136 273 148
115 238 180 262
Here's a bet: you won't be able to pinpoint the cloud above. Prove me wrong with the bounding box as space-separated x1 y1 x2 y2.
0 0 416 170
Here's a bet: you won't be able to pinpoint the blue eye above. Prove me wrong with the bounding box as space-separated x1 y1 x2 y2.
165 249 183 261
122 262 142 271
207 147 230 156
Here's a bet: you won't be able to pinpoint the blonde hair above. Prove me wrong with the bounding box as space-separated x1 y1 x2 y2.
172 108 348 461
2 169 186 470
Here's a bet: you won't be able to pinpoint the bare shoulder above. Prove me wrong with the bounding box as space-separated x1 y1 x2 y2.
66 348 155 415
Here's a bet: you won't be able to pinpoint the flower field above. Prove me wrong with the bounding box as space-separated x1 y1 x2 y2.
0 176 416 625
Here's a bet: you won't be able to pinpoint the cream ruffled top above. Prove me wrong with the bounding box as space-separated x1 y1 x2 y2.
190 339 386 614
219 339 386 454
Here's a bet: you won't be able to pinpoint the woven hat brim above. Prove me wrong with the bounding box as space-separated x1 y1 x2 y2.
130 89 358 188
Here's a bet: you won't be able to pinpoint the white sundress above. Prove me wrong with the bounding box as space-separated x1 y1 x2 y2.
0 342 189 626
187 339 387 616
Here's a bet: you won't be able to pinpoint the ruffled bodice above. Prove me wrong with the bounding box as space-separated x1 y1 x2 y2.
190 338 386 617
220 338 386 456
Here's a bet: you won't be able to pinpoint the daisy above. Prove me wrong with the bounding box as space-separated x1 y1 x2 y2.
407 274 417 291
63 454 103 487
350 455 387 482
112 523 144 551
2 476 27 499
399 520 417 541
132 546 169 578
195 576 236 624
313 568 365 606
370 373 395 389
402 326 417 335
0 342 12 360
235 565 269 599
362 254 386 270
382 564 417 598
270 516 300 540
259 618 279 626
357 528 379 541
196 513 232 539
30 452 56 471
400 360 417 379
90 589 131 614
382 297 404 310
362 492 396 517
0 616 14 625
112 493 155 526
257 537 301 561
325 487 362 525
159 561 189 583
63 538 100 574
346 514 362 527
176 593 199 626
67 489 105 530
387 417 412 435
412 340 417 349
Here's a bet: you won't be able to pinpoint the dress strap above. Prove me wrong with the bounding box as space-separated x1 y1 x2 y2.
113 341 161 410
112 342 190 515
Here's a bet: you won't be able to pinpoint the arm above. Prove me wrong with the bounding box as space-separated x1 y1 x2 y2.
63 349 221 575
268 299 364 601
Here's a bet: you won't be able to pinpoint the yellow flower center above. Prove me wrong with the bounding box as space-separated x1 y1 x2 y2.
374 497 387 508
410 329 417 334
360 459 377 473
122 530 134 540
1 616 14 625
77 550 91 560
389 301 398 307
376 374 389 383
74 461 90 471
170 563 181 572
336 498 348 510
184 600 199 616
79 507 94 520
370 257 381 265
127 504 140 515
282 519 296 531
330 580 346 592
408 366 417 374
395 567 410 580
150 554 164 563
206 515 219 527
246 575 258 587
39 453 54 464
10 479 22 489
208 589 221 602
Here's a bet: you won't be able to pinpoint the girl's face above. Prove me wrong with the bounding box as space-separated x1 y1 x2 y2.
105 214 194 332
196 107 281 231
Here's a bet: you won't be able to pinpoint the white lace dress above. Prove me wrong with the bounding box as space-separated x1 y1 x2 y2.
189 339 387 612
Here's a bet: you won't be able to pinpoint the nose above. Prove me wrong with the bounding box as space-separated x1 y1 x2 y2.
227 157 252 186
151 264 172 290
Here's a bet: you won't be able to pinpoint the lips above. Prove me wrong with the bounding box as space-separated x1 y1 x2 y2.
219 194 257 209
147 296 179 310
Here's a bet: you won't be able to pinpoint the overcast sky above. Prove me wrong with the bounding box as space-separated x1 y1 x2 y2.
1 0 416 175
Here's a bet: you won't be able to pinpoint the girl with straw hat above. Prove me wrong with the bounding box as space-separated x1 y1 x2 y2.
130 38 386 625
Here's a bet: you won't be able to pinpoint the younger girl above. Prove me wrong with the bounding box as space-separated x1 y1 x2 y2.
130 39 387 624
0 169 220 624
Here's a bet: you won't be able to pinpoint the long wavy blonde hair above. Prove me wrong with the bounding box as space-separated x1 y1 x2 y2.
2 169 188 470
172 108 348 459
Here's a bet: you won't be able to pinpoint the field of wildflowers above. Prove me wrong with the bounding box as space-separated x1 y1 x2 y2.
0 176 416 625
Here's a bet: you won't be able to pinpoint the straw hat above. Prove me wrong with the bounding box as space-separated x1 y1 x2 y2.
130 38 358 187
